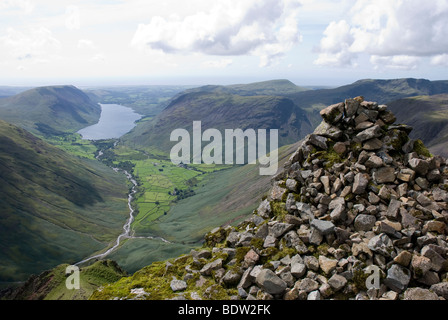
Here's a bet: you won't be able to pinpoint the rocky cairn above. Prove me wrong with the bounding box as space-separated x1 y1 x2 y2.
93 97 448 301
197 97 448 301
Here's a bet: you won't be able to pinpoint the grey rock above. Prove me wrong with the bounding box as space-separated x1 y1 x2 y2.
365 155 384 168
314 121 343 140
298 278 320 293
200 259 223 276
307 290 321 300
291 263 307 279
268 222 294 238
309 228 323 245
384 264 411 293
320 102 344 124
368 233 394 257
345 98 360 117
310 219 335 236
170 279 188 292
432 187 448 202
270 185 287 201
430 282 448 299
320 175 330 195
421 246 446 272
328 274 347 291
373 167 396 184
354 214 376 232
363 138 383 151
404 288 439 300
263 235 278 248
356 125 382 142
353 173 369 194
304 255 319 271
238 268 253 289
257 199 271 218
285 179 298 192
308 134 328 150
408 158 429 176
222 270 242 286
330 204 346 222
386 199 402 220
255 269 287 295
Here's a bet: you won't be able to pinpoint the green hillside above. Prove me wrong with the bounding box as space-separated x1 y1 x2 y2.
123 90 312 153
0 120 129 283
388 94 448 157
0 85 101 136
0 260 126 300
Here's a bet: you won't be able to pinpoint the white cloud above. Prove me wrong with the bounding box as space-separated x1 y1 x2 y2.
0 26 61 62
77 39 96 50
431 54 448 67
131 0 302 67
314 0 448 69
65 5 81 31
370 55 420 70
0 0 34 14
201 58 233 69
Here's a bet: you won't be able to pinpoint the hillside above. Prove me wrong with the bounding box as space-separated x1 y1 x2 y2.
0 260 126 300
91 97 448 301
0 120 129 283
0 85 101 136
287 78 448 128
388 94 448 157
123 89 313 153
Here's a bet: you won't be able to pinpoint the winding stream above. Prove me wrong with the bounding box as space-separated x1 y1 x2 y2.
76 167 172 266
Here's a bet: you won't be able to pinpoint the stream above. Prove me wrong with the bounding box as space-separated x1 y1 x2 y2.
75 149 171 266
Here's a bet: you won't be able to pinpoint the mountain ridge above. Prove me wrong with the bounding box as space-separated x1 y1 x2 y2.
0 85 101 136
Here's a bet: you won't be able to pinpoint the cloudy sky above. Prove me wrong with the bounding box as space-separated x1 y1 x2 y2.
0 0 447 86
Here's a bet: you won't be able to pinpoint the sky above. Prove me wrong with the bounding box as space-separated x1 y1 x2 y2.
0 0 447 87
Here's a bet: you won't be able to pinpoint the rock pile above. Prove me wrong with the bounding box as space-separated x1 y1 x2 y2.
195 97 448 300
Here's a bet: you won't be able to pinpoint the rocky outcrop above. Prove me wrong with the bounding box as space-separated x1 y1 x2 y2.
193 97 448 300
91 97 448 301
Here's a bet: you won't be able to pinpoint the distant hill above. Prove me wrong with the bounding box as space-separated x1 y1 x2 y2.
123 83 313 154
0 120 128 283
388 94 448 157
183 79 308 96
0 85 101 136
288 78 448 127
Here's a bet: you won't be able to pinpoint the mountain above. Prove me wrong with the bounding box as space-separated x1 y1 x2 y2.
184 79 308 96
122 84 313 153
91 97 448 301
122 78 448 155
0 120 129 283
0 260 126 300
0 85 101 136
388 94 448 157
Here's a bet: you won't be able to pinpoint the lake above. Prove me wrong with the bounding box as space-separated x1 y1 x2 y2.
78 104 142 140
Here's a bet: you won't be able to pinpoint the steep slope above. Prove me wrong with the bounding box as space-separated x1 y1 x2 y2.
0 260 126 300
288 78 448 127
0 85 101 136
0 120 129 283
92 97 448 301
123 89 313 153
388 94 448 157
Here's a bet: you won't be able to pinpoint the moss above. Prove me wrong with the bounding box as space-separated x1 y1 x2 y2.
352 268 369 292
205 227 230 248
235 247 251 265
388 129 409 152
250 237 264 250
317 243 330 256
271 201 288 220
413 139 432 158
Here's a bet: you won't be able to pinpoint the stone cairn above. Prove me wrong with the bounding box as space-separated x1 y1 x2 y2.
193 97 448 300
